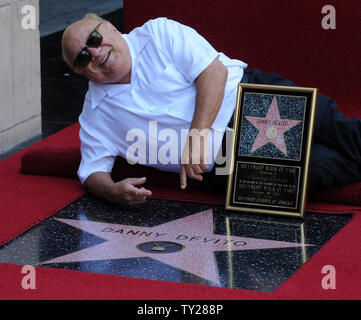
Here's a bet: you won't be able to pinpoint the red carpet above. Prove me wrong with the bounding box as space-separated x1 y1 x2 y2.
20 143 361 207
1 0 361 300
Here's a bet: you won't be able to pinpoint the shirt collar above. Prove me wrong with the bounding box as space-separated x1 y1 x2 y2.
89 81 106 109
88 32 149 110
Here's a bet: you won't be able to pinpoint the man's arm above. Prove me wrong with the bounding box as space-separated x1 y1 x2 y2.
180 58 228 189
84 172 152 205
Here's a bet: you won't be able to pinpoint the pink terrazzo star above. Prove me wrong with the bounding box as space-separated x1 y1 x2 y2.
39 209 312 284
245 97 301 156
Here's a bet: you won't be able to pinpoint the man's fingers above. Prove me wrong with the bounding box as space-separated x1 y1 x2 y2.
189 165 200 175
130 184 152 197
186 166 203 181
192 165 204 175
108 178 152 206
180 165 187 189
128 177 147 186
125 179 152 200
139 186 152 197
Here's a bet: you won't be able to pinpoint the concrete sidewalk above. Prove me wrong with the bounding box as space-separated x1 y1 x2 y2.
39 0 123 37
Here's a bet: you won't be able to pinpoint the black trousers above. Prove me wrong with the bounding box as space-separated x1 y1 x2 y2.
215 68 361 192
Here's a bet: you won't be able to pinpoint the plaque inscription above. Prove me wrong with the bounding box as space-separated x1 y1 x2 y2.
233 162 300 209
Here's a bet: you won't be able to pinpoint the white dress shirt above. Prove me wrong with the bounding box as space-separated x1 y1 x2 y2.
78 17 247 184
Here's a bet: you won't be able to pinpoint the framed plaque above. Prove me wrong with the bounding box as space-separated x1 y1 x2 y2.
225 84 318 218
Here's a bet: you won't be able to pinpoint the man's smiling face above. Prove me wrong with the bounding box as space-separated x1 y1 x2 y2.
62 18 132 84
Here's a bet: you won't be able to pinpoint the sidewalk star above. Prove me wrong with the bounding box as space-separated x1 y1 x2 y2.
39 209 311 284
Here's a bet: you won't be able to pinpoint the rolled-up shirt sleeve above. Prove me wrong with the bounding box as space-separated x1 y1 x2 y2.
77 120 116 185
146 17 220 82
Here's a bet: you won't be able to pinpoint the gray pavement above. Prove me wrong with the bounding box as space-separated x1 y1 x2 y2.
39 0 123 37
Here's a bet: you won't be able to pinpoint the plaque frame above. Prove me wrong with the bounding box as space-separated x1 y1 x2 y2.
225 84 318 218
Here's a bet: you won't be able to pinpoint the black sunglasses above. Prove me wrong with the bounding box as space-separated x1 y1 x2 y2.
74 23 103 67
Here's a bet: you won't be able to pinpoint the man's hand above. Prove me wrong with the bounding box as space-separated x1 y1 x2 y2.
84 172 152 205
179 58 228 189
180 129 209 189
106 177 152 205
